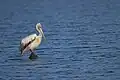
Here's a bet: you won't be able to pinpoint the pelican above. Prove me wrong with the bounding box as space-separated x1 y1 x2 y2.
20 23 46 59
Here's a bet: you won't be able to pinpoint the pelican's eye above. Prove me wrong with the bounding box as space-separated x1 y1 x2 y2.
39 25 42 28
38 26 41 29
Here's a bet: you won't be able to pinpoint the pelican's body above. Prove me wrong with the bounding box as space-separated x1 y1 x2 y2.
20 23 45 58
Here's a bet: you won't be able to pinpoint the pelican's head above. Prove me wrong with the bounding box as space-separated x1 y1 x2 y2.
36 23 42 29
36 23 46 40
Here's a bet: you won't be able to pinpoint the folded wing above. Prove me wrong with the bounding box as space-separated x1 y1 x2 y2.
20 34 37 54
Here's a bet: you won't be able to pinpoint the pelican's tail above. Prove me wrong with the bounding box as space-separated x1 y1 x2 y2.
19 42 24 56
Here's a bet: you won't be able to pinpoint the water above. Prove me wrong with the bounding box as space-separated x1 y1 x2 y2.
0 0 120 80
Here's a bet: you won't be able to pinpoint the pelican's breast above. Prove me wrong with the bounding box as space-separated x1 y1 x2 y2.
35 37 41 44
29 36 42 50
34 36 41 47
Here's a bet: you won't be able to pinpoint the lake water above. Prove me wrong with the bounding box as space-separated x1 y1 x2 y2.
0 0 120 80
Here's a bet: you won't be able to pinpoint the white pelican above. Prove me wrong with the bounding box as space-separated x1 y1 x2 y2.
20 23 46 59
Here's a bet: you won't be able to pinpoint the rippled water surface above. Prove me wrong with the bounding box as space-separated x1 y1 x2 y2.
0 0 120 80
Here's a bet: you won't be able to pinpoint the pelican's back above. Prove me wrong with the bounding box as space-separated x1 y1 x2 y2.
21 34 37 43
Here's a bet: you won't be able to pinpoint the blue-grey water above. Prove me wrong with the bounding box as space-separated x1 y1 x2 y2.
0 0 120 80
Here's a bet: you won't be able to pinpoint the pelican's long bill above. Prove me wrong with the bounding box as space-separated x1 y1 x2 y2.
40 28 46 40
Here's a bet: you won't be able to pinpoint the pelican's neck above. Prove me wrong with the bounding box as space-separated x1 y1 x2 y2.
37 29 42 37
35 23 45 40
